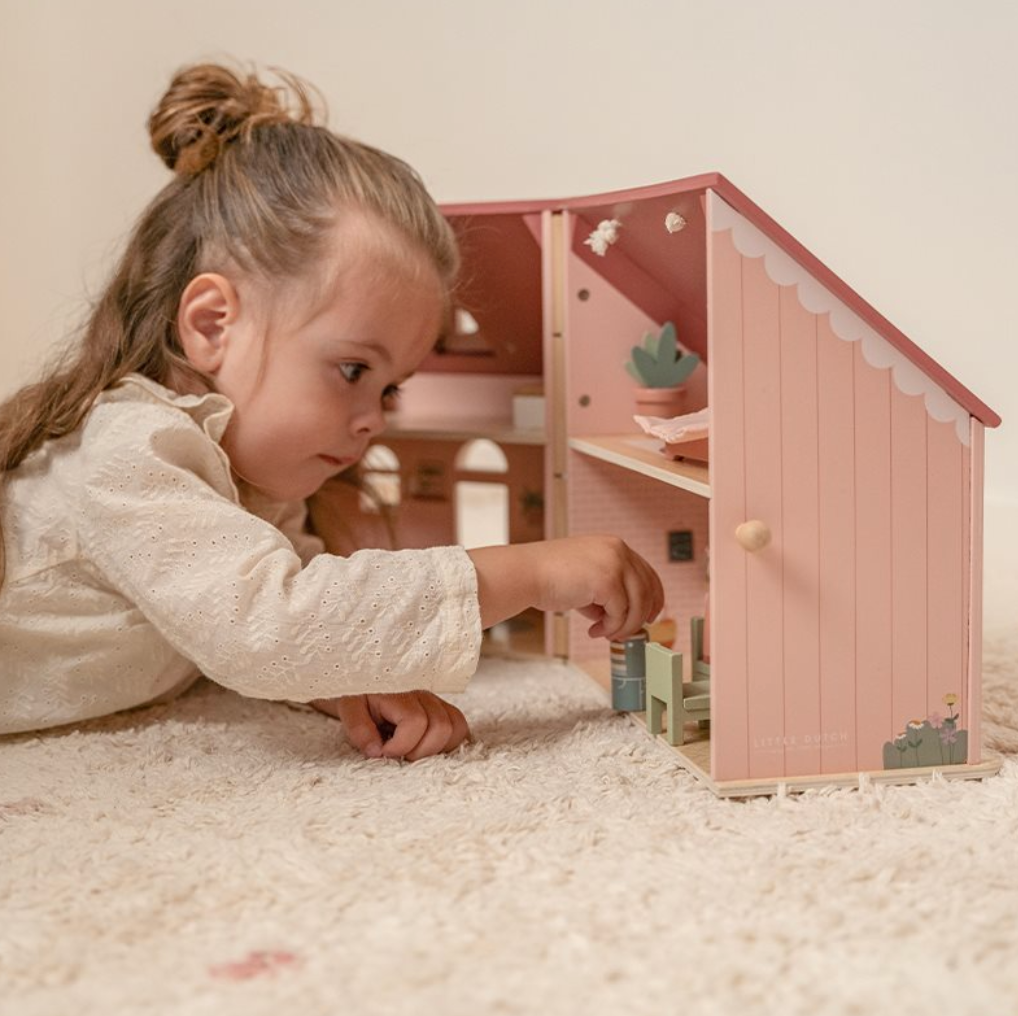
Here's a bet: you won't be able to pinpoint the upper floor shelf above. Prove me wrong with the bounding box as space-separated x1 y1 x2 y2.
568 434 710 498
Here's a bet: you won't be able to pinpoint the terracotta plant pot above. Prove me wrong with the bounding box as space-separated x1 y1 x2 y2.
634 385 687 418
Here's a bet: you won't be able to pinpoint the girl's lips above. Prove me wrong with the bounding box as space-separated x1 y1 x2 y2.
319 454 352 470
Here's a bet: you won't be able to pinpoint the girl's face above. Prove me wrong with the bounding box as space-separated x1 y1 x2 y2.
195 220 445 502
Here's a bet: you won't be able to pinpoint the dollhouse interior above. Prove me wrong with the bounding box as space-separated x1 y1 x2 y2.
309 180 718 768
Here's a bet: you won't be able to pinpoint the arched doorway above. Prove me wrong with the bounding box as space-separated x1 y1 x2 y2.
454 439 509 549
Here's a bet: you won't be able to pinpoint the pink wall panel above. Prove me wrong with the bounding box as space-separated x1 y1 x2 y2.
816 316 858 774
563 212 708 440
564 238 659 439
853 343 894 771
418 213 543 375
967 422 983 763
399 373 542 422
709 214 977 783
890 387 930 734
779 286 821 777
740 256 787 779
926 417 966 741
707 227 750 782
565 188 710 363
566 453 709 664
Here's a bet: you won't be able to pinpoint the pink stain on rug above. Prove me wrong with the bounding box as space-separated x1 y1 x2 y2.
209 950 301 981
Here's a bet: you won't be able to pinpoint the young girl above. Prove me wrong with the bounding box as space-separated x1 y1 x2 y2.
0 63 663 760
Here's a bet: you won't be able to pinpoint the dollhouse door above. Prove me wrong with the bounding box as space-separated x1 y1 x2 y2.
706 190 974 784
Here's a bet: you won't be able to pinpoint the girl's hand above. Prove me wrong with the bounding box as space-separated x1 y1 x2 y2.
469 535 665 641
310 692 470 761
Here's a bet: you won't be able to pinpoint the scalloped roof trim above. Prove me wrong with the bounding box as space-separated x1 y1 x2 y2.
708 192 969 446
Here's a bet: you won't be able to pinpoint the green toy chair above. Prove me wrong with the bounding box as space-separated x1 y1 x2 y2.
645 638 710 746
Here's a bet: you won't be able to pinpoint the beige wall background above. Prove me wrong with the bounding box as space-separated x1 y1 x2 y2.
1 0 1016 503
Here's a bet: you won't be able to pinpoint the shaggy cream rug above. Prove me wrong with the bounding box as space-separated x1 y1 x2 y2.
3 512 1018 1016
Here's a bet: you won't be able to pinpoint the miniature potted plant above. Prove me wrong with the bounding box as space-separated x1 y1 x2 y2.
625 321 700 417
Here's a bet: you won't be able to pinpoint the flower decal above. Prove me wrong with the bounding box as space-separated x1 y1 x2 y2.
882 693 967 769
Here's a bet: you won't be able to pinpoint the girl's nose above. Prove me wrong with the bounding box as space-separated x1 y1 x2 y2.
350 400 386 438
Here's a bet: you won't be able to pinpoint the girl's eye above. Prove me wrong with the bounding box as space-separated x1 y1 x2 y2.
381 384 402 411
338 362 367 384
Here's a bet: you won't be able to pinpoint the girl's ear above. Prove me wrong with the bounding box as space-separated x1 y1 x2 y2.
177 274 241 373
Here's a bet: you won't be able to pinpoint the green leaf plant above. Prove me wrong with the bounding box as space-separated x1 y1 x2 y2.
625 322 700 388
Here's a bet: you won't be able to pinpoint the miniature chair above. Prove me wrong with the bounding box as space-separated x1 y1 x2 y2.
645 641 710 746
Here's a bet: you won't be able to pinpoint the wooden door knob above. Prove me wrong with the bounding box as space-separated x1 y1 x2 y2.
735 520 771 552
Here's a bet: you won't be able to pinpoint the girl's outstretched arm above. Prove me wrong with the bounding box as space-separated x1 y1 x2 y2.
468 536 664 643
314 536 662 762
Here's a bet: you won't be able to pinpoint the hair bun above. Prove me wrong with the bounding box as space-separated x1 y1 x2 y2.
149 62 318 176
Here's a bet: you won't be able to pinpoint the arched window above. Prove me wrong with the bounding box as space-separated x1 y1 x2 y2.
455 439 508 474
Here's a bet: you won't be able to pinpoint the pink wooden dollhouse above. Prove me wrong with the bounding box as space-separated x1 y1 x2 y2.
310 173 1001 796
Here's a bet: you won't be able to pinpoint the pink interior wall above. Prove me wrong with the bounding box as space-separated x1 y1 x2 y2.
417 213 544 375
565 188 710 363
709 220 973 783
563 215 708 440
397 373 543 424
567 452 709 670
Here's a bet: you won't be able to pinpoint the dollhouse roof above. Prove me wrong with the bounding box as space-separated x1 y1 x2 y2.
442 174 999 429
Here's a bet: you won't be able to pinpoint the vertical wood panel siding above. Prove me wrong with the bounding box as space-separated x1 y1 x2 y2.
967 422 983 762
741 256 786 778
890 386 930 736
710 211 973 780
779 286 821 776
853 342 893 771
927 416 966 744
708 226 750 781
816 315 858 773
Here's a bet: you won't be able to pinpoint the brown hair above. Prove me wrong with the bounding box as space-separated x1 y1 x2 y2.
0 61 458 585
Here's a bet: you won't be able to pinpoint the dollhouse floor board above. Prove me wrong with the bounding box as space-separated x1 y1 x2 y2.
568 435 711 497
641 723 1003 798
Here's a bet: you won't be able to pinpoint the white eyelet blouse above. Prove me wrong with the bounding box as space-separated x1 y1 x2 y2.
0 375 482 734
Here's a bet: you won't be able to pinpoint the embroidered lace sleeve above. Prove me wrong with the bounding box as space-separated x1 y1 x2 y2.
75 401 482 701
238 487 326 567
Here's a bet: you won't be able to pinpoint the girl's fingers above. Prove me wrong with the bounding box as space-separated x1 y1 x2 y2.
375 692 469 761
401 694 455 761
321 692 471 762
373 693 429 759
585 547 664 641
327 695 385 758
441 699 471 752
